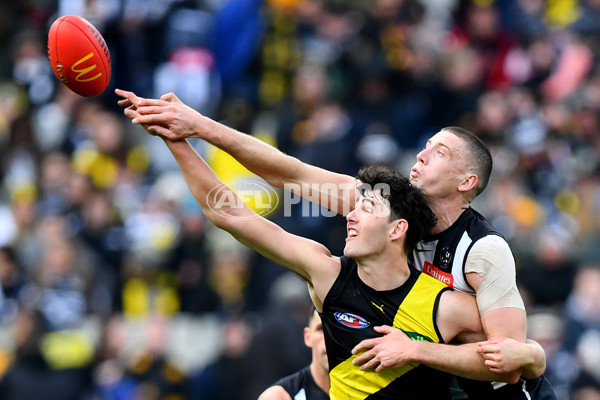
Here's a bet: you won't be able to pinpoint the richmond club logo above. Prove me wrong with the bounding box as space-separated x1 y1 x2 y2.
334 312 370 329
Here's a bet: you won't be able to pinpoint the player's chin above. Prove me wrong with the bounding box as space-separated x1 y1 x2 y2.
409 176 420 188
343 246 365 262
342 245 354 259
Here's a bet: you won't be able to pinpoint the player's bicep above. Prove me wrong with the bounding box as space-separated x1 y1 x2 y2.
437 291 484 344
465 236 524 315
227 215 339 287
480 307 527 341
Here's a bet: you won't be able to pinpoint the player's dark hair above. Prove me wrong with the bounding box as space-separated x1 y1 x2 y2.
442 126 493 201
357 165 436 254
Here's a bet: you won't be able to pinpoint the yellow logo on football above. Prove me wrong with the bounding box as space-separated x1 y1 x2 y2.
71 52 102 82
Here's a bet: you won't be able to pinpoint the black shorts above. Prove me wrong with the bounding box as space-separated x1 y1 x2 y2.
456 375 557 400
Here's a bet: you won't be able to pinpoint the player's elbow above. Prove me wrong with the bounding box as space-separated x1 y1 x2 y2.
522 364 546 380
263 155 303 189
207 210 241 231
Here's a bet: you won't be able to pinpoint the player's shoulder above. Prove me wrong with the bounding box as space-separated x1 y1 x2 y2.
471 234 511 253
257 385 293 400
466 208 502 234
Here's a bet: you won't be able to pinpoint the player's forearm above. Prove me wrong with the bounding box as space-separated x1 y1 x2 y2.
163 138 252 225
199 115 356 215
412 341 521 383
199 115 304 189
521 340 546 379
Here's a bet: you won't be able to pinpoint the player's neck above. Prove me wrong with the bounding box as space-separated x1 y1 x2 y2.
429 198 470 234
310 362 330 394
356 252 410 291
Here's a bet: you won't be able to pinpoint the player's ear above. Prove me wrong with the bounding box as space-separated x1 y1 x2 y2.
303 327 312 348
390 219 408 240
458 173 478 193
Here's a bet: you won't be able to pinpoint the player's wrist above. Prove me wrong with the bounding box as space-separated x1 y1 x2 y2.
407 340 426 364
199 114 221 141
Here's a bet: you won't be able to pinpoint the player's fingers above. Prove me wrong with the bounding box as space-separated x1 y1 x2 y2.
375 362 389 373
131 113 169 125
352 339 376 355
146 125 171 138
478 343 500 354
135 105 174 116
124 106 140 119
115 88 133 98
115 88 142 106
484 357 502 366
161 92 181 103
137 97 170 107
352 347 375 363
482 349 501 359
117 98 133 107
358 356 380 371
374 325 394 335
485 363 507 373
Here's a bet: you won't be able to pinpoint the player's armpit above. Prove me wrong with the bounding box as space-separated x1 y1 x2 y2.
437 290 484 344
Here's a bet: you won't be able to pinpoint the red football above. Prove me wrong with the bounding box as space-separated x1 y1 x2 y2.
47 15 111 97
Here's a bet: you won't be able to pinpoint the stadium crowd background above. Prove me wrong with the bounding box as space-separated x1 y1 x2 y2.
0 0 600 399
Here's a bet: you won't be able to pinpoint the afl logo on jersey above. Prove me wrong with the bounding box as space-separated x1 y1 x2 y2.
334 312 370 329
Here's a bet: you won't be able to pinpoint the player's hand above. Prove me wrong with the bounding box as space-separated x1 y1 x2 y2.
117 90 202 141
351 326 415 372
115 88 154 133
477 337 529 374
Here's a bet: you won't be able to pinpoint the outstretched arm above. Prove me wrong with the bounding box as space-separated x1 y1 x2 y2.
161 138 340 309
116 89 356 215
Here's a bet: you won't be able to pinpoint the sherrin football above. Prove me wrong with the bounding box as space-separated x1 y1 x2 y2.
47 15 111 97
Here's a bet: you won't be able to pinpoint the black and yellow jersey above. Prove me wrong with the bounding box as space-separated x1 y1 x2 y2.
320 256 452 399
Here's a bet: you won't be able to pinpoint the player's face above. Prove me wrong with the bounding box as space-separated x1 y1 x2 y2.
305 311 328 373
344 190 394 260
410 130 471 201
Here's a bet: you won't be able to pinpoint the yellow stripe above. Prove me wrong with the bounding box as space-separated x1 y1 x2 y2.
330 355 418 399
394 273 446 342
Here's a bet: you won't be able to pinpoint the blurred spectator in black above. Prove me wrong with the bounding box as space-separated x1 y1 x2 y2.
563 264 600 353
21 229 92 331
0 309 94 400
96 313 187 400
170 195 220 314
78 189 127 316
571 377 600 400
206 231 254 315
0 246 24 324
517 226 578 308
186 314 257 400
246 272 313 394
527 310 579 399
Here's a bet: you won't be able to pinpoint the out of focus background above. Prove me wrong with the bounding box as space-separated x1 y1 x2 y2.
0 0 600 399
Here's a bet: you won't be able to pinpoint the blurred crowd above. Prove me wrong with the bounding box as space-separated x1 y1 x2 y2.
1 0 600 399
